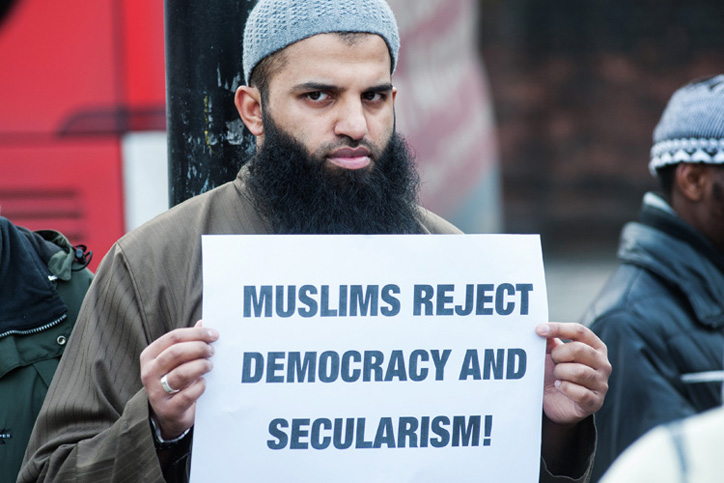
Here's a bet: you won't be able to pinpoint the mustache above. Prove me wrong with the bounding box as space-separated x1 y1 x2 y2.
315 138 380 161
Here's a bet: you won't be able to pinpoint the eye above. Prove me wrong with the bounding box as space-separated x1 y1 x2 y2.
305 91 329 102
363 92 386 103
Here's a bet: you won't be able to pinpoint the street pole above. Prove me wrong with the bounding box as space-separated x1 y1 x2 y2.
164 0 256 206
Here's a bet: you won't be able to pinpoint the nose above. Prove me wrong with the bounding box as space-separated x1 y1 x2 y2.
333 98 368 141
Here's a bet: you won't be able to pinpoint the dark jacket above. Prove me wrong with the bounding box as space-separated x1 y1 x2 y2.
0 217 93 483
582 194 724 482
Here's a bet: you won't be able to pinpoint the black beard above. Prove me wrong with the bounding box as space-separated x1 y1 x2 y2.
245 117 422 234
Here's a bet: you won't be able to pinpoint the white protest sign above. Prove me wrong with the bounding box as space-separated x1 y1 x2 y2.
191 234 547 482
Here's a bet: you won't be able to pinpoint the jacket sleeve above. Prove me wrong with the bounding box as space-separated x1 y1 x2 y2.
540 415 596 483
590 310 698 480
18 244 171 483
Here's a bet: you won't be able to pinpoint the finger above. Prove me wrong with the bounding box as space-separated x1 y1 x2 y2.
141 323 219 362
554 379 605 415
550 342 612 384
159 358 214 396
537 322 606 351
154 339 215 373
174 376 207 406
552 362 608 392
544 336 563 354
158 375 207 409
141 340 214 393
549 339 605 367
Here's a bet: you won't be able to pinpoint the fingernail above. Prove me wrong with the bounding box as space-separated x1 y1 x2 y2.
207 329 219 339
554 380 561 389
536 324 550 336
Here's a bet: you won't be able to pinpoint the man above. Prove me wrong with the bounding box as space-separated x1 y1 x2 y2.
20 1 610 481
583 75 724 481
0 217 93 483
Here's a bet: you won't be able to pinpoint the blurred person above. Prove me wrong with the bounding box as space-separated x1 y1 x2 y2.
582 74 724 481
20 1 610 482
0 216 92 483
599 404 724 482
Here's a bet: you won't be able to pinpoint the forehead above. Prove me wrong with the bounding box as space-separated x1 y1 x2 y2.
268 33 392 91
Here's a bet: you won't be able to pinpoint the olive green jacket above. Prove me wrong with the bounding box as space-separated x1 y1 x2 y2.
0 220 93 483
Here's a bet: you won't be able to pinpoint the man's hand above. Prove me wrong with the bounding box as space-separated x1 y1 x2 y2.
536 322 611 425
140 320 219 439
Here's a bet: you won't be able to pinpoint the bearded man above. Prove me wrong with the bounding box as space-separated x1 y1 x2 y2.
19 1 609 482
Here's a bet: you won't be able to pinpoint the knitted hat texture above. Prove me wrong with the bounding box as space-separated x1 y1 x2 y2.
650 74 724 174
243 0 400 85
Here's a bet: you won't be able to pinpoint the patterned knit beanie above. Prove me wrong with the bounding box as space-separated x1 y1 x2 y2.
243 0 400 85
650 74 724 174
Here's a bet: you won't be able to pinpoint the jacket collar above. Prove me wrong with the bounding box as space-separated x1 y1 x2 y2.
0 217 67 335
618 193 724 328
639 193 724 274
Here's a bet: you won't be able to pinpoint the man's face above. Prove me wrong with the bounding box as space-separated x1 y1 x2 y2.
704 165 724 252
259 33 397 173
241 32 420 235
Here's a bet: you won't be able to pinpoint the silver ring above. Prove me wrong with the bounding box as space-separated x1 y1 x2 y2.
160 373 179 395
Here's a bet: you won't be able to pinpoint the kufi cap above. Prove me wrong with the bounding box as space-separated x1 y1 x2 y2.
650 75 724 174
243 0 400 85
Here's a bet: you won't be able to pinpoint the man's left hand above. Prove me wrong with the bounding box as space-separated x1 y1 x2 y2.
536 322 611 424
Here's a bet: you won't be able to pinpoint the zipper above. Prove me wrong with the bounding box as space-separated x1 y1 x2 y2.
0 313 67 340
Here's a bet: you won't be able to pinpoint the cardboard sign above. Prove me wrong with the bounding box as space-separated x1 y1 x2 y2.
191 234 547 482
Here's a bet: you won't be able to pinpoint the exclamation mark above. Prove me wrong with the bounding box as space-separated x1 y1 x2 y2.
483 415 493 446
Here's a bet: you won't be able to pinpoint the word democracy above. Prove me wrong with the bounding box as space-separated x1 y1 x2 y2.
242 283 534 318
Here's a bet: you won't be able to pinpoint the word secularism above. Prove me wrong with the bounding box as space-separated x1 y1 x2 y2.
267 414 494 451
242 283 534 318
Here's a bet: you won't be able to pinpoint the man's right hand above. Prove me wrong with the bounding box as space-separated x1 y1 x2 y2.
140 320 219 439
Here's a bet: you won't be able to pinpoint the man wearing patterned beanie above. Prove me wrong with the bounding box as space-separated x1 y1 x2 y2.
583 75 724 482
20 1 609 482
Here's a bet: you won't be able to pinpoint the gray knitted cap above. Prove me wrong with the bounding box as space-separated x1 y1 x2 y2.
243 0 400 85
650 74 724 174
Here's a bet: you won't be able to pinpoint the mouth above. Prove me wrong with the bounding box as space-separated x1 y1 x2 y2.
327 147 372 170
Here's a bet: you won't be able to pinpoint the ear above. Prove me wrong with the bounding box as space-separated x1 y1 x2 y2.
235 86 264 137
675 163 707 202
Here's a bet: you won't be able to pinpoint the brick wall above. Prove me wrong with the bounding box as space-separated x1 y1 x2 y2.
479 0 724 253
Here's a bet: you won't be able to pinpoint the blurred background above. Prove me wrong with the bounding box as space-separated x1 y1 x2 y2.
1 0 722 321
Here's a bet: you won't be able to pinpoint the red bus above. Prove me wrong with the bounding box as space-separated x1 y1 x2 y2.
0 0 168 271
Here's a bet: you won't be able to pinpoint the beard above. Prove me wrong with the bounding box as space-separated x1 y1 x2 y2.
245 116 422 234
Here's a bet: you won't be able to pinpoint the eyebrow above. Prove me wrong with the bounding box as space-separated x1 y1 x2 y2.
291 82 394 94
365 83 394 94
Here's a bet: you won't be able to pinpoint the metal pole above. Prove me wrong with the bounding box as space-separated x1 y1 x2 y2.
164 0 256 207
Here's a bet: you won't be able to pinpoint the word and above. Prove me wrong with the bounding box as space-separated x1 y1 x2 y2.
459 349 527 380
267 415 494 450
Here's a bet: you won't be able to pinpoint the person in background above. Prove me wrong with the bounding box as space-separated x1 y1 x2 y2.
582 75 724 481
600 398 724 482
0 216 93 483
20 1 610 481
